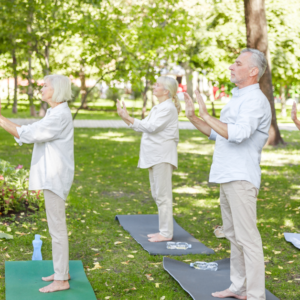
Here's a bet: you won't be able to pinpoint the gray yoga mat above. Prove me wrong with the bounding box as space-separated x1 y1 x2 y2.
163 257 279 300
115 214 214 255
284 232 300 249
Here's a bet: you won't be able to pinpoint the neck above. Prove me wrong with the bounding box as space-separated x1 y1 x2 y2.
236 78 258 89
48 100 63 109
156 95 170 104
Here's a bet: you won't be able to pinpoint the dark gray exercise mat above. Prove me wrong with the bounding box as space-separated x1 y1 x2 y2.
115 214 214 255
163 257 279 300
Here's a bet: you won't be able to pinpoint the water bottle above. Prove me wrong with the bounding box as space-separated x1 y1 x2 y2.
190 261 207 270
32 234 43 260
190 261 218 271
207 262 218 271
166 242 192 250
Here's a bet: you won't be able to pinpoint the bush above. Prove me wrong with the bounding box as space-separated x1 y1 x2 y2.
0 159 45 215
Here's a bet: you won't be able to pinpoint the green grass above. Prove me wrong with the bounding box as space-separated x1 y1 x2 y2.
0 97 296 123
0 128 299 299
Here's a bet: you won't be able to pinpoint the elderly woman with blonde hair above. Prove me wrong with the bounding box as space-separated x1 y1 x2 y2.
0 74 74 293
117 76 181 242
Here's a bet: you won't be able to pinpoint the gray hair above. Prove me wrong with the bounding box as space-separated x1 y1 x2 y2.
44 74 72 103
241 48 267 81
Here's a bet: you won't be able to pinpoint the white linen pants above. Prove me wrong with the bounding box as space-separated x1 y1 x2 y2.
149 163 173 239
220 181 265 300
44 189 69 280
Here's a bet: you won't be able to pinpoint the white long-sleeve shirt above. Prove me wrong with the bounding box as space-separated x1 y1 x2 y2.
209 83 271 189
129 98 179 169
15 102 74 200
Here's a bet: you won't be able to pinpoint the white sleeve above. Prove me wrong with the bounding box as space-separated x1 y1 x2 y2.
16 114 63 145
129 106 174 134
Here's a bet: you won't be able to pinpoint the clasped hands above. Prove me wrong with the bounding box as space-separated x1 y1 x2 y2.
184 90 210 122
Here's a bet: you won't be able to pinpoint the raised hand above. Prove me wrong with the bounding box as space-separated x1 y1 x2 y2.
183 92 196 119
117 99 129 119
195 90 209 120
291 101 298 122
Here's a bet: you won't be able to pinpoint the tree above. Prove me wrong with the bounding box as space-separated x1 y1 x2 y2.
244 0 283 145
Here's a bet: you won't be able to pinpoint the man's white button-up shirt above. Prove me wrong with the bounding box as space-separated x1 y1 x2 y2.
209 83 271 189
15 102 74 200
129 98 179 169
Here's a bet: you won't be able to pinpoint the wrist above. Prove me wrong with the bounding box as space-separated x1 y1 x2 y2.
202 114 210 122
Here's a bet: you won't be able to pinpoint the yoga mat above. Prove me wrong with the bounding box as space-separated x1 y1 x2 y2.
115 214 214 255
5 260 96 300
163 257 279 300
284 232 300 249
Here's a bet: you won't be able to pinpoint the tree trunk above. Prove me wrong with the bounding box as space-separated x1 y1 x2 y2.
12 49 18 114
280 84 286 118
79 59 88 109
141 80 150 119
39 44 50 117
244 0 283 145
27 19 36 116
28 55 36 116
182 62 193 101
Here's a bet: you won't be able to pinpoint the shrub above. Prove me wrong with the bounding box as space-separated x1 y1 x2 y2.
0 159 45 215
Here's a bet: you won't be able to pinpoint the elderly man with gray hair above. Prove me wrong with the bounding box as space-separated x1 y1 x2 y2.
184 49 271 300
0 74 74 293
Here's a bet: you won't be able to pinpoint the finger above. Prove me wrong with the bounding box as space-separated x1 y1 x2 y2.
122 101 127 110
183 92 191 102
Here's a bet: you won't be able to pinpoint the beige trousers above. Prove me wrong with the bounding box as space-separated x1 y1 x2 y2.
149 163 173 239
220 181 265 300
44 189 69 281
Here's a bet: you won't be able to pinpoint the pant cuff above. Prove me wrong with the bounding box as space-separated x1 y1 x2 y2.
229 286 246 297
159 232 173 239
54 273 69 281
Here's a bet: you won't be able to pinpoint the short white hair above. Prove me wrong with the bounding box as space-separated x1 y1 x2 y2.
241 48 268 81
44 74 72 103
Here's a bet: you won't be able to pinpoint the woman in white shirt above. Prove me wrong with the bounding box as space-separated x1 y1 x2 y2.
117 76 181 242
0 75 74 293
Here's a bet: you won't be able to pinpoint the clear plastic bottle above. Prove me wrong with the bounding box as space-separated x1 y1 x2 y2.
166 242 192 250
32 234 43 261
190 261 218 271
190 261 207 270
207 262 218 271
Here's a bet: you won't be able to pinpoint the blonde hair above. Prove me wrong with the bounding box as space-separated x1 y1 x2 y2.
157 76 181 114
44 74 72 103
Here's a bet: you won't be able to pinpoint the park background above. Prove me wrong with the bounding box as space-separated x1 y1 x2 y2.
0 0 300 299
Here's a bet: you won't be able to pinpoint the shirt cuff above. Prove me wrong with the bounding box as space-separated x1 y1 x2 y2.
129 118 140 129
208 129 217 141
14 126 24 146
228 124 237 143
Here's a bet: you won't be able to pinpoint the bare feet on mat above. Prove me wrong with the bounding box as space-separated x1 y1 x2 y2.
39 280 70 293
212 289 247 299
42 273 71 281
148 233 172 242
147 232 160 237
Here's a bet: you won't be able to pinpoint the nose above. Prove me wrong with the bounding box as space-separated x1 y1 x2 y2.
229 64 234 71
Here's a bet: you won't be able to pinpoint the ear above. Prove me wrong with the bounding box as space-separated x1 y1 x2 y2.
250 67 259 78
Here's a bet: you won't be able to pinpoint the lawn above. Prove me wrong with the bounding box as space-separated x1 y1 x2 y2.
0 128 299 299
0 97 295 123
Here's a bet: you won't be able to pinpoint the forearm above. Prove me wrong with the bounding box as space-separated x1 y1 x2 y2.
294 118 300 131
0 116 20 138
203 115 228 139
188 115 212 137
121 115 135 126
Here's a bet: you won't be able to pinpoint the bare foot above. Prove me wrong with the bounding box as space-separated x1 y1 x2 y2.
42 273 71 282
147 232 160 238
39 280 70 293
148 233 172 242
212 289 247 299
